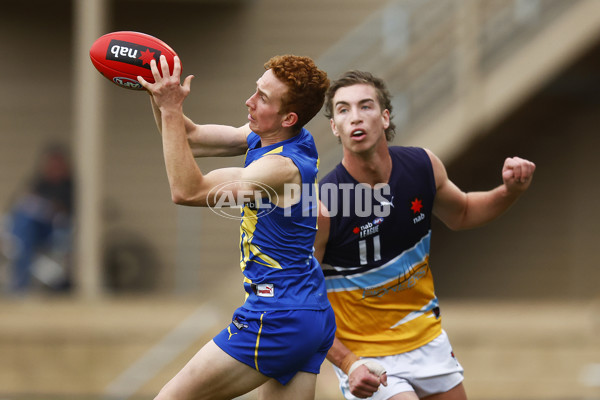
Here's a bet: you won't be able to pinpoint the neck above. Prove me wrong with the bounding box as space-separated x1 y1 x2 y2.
258 127 299 147
341 143 392 187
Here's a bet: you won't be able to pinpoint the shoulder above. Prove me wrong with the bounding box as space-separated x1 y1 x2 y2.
243 154 301 194
421 148 443 171
388 146 435 173
276 129 319 181
288 128 318 159
387 146 438 192
246 130 260 148
419 148 448 190
389 145 428 160
251 153 297 172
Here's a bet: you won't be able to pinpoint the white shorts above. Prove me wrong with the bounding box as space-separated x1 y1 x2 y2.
333 330 464 400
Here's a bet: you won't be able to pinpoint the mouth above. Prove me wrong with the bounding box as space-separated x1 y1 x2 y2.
350 129 366 140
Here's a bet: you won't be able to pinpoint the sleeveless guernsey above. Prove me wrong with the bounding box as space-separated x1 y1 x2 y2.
240 128 330 311
320 146 441 356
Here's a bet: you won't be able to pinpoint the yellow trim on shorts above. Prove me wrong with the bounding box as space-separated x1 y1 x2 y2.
254 312 266 371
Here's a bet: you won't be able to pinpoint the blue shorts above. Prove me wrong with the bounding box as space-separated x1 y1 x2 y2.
213 306 336 385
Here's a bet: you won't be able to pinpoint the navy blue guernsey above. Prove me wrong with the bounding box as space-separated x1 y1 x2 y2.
319 146 441 356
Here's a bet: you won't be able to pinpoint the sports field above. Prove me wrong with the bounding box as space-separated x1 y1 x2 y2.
1 297 598 400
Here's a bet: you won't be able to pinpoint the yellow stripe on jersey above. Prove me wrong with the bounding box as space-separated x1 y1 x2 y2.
240 205 282 272
243 276 252 301
254 312 266 371
264 145 283 155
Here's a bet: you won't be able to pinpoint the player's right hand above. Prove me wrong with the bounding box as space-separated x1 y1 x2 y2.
138 55 193 111
501 156 536 192
348 360 388 398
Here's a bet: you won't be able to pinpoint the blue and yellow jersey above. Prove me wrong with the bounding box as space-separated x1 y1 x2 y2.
320 146 441 357
240 128 330 311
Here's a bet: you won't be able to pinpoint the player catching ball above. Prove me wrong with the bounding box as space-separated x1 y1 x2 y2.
314 70 535 400
138 54 335 400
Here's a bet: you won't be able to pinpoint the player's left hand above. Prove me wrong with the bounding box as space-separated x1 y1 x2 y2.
501 156 536 193
348 360 387 398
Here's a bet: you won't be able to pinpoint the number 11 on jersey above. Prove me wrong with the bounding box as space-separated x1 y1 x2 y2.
359 235 381 265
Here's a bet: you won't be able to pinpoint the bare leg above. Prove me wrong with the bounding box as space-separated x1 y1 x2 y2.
155 340 269 400
386 382 466 400
257 371 317 400
388 391 420 400
422 383 467 400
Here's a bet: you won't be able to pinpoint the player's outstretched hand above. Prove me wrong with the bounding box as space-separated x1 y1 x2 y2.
501 156 536 193
138 55 193 111
348 360 388 398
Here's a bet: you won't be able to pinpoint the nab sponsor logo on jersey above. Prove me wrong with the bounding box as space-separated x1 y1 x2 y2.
410 197 426 224
413 213 425 224
354 221 380 238
106 39 161 69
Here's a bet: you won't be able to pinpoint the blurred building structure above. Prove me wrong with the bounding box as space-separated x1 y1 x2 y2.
1 0 600 399
2 0 599 300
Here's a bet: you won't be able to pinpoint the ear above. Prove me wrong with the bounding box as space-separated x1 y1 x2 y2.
281 112 299 128
382 109 390 130
330 119 340 137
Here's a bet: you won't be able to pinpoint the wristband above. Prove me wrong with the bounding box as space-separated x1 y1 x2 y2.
348 359 386 377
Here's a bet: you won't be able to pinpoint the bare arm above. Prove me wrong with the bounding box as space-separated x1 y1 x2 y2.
139 56 300 207
187 123 250 158
164 152 301 207
428 149 536 230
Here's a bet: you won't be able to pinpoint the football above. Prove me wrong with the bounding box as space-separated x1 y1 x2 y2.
89 31 179 90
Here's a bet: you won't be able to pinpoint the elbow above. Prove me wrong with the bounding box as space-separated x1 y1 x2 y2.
444 216 484 232
171 193 190 205
441 213 469 231
446 223 466 232
170 188 206 206
443 220 463 232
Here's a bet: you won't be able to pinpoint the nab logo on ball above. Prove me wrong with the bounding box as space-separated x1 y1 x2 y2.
106 39 161 70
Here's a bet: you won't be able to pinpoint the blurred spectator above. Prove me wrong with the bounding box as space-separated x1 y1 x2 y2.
4 143 74 294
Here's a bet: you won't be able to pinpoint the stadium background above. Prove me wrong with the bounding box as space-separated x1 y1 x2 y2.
1 0 599 399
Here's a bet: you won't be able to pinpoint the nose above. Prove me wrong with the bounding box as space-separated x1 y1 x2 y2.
245 92 257 109
350 107 362 124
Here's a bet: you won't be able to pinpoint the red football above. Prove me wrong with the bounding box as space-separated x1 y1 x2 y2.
89 31 179 90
